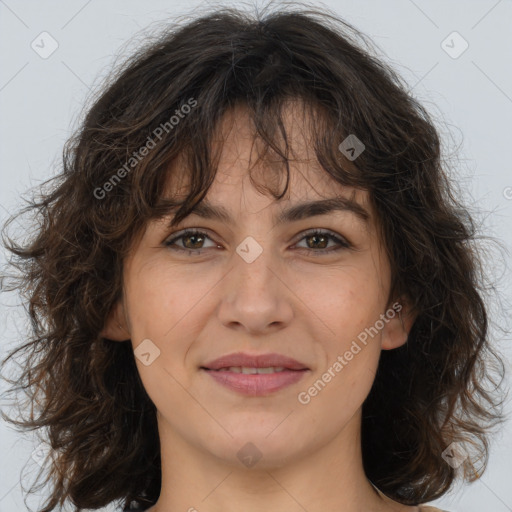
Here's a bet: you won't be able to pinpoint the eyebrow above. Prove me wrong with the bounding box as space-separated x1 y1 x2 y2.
163 196 370 226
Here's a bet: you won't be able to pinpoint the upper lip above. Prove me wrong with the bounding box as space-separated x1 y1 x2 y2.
202 352 309 371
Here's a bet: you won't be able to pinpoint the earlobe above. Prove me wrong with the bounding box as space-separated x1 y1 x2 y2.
381 299 417 350
100 299 130 341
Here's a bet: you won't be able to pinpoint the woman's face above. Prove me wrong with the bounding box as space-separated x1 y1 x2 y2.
105 104 408 469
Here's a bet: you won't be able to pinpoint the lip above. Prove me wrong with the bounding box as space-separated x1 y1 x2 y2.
202 352 309 371
201 352 310 396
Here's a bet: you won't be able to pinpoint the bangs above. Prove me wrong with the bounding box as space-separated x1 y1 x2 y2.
143 95 365 230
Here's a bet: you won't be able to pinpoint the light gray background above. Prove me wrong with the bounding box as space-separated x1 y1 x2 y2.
1 1 511 511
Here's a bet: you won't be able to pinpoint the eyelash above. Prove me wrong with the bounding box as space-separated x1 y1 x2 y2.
163 228 351 255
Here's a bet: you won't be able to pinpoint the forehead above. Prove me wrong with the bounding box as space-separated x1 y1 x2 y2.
165 101 371 213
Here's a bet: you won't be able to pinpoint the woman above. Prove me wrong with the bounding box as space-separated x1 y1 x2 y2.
1 4 506 512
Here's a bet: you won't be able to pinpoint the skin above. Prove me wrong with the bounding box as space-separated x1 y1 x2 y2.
102 101 419 512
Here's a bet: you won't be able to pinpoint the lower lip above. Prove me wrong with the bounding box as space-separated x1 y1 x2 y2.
203 369 308 396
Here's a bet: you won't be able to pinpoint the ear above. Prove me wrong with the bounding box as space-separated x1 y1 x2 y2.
100 299 130 342
381 298 417 350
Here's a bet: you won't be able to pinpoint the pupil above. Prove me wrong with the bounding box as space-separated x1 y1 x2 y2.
308 234 327 249
185 234 203 249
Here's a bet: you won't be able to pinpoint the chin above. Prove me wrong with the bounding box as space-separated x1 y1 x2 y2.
202 425 310 470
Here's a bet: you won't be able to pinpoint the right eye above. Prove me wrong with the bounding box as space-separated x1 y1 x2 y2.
163 229 221 253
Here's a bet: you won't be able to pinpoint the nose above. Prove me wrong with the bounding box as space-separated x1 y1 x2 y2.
216 238 294 336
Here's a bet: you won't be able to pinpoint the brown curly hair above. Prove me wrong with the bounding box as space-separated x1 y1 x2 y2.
0 3 507 511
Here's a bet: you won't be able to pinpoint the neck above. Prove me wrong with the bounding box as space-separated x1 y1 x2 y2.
147 409 408 512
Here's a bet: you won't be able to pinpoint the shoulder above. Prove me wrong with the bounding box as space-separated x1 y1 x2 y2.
419 506 450 512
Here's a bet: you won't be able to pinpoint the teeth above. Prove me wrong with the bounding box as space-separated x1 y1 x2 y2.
218 366 286 374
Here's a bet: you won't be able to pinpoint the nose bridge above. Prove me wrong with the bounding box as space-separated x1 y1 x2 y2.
232 234 277 296
217 233 293 333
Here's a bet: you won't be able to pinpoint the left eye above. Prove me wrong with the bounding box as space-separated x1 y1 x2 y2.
294 229 351 252
163 229 350 254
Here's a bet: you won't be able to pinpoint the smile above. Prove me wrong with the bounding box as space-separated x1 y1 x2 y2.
201 352 310 396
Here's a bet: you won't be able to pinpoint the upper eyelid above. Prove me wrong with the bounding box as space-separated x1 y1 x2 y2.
164 228 218 244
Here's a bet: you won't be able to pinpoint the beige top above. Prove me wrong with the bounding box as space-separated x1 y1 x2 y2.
373 486 448 512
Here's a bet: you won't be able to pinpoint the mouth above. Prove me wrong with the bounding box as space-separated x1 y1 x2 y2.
200 352 309 396
202 352 309 371
207 366 294 374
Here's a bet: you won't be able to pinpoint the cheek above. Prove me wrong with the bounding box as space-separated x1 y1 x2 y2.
124 264 223 397
294 263 386 347
124 264 214 413
293 263 386 412
300 347 379 432
126 262 219 341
